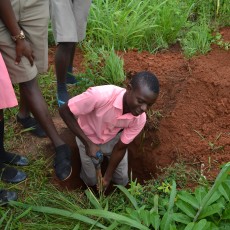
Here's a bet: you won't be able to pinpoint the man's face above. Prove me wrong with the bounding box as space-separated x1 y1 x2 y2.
126 84 158 116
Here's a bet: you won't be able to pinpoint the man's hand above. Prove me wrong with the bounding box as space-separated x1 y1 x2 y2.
86 142 100 158
102 176 111 192
15 39 34 66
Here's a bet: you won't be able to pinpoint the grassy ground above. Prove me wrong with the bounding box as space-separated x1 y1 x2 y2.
1 0 230 228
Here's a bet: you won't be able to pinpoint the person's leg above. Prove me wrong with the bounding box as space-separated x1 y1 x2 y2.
76 137 97 186
19 78 72 181
66 45 77 85
17 92 46 138
100 134 129 186
110 150 128 186
55 42 76 105
0 110 27 183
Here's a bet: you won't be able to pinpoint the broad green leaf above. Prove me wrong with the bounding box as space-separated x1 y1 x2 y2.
178 191 199 209
116 185 139 210
184 222 195 230
126 208 141 223
106 221 119 230
175 200 196 218
73 223 80 230
160 212 172 230
140 209 151 227
79 209 149 230
172 213 192 224
194 187 207 204
222 203 230 219
153 194 159 214
193 162 230 222
198 202 224 219
150 213 160 230
206 191 221 206
85 189 103 210
193 219 207 230
10 201 106 229
218 182 230 201
168 181 177 211
219 221 230 229
169 225 177 230
160 181 177 230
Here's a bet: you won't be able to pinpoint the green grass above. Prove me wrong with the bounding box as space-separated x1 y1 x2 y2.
2 0 230 228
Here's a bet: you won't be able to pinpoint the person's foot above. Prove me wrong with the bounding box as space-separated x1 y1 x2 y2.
0 163 27 183
57 92 69 107
0 189 17 204
0 151 29 166
66 74 78 85
17 115 47 138
54 144 72 181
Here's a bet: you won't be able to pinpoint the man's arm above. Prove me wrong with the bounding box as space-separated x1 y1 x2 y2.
59 103 100 157
0 0 34 65
103 139 128 188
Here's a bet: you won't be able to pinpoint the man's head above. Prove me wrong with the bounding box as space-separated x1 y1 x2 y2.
124 71 159 116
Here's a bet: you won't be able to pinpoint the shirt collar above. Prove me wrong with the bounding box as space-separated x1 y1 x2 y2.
113 89 126 110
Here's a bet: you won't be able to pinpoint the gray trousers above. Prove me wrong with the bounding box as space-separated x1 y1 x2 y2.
76 134 129 186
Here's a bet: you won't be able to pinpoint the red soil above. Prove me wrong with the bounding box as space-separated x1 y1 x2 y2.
48 27 230 190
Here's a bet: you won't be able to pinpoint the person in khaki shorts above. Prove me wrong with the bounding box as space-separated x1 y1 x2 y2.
59 71 160 191
0 0 72 181
50 0 92 106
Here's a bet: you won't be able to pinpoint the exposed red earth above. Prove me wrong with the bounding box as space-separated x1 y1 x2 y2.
27 27 229 190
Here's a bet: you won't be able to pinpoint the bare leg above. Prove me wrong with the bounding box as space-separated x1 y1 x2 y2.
55 42 76 105
19 78 64 147
66 44 76 82
19 78 72 181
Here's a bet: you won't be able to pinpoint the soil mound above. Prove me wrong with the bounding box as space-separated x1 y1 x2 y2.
48 27 230 189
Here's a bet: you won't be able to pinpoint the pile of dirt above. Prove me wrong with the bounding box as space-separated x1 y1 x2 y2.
46 27 230 189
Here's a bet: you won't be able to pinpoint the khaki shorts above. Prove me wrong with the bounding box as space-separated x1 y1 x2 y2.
76 134 129 187
50 0 92 43
0 0 49 84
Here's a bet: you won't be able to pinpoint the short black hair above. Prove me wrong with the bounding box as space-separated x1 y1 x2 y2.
130 71 159 94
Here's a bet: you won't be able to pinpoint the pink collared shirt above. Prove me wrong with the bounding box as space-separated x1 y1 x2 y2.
68 85 146 144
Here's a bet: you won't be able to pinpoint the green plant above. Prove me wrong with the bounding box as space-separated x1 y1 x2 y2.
194 130 225 152
9 162 230 229
158 181 172 194
212 32 230 50
181 21 212 58
81 43 126 86
48 21 55 46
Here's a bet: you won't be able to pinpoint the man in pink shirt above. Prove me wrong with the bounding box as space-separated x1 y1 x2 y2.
59 71 159 190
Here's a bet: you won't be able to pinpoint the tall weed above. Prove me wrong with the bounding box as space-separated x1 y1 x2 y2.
181 21 212 58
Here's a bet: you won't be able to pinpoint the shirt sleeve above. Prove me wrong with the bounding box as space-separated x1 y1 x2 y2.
68 87 105 116
120 113 146 144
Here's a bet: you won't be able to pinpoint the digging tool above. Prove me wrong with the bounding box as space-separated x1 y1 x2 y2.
91 151 104 193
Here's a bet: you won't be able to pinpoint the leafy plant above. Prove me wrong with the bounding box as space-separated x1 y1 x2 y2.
9 162 230 229
181 21 212 58
81 43 125 86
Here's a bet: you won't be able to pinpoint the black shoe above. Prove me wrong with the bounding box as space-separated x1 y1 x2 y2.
0 189 17 204
54 144 72 181
17 115 47 138
0 163 27 183
0 152 29 166
66 74 78 85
